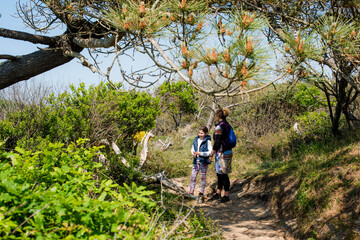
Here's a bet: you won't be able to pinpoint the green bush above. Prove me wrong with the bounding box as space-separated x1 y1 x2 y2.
291 83 325 110
0 83 160 152
0 139 157 239
294 111 333 141
234 84 305 142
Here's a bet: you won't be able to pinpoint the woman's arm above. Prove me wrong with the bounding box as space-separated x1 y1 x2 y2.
211 125 223 155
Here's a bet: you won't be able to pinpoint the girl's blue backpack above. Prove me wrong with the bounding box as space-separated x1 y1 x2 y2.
220 122 237 149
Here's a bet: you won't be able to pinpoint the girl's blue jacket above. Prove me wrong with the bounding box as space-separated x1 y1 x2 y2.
192 135 211 164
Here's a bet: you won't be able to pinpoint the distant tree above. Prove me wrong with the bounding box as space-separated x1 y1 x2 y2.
157 81 197 130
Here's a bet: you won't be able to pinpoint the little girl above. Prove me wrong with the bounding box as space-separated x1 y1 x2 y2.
189 126 212 203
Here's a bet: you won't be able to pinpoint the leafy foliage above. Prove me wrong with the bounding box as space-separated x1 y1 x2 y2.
0 139 157 239
234 83 325 142
157 81 197 129
294 111 334 141
0 83 160 151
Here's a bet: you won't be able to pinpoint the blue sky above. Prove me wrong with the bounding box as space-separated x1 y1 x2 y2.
0 1 153 90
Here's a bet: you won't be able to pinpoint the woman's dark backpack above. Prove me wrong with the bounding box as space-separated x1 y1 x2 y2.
220 122 237 149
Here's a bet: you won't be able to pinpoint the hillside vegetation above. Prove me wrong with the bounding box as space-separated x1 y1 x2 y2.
0 81 359 239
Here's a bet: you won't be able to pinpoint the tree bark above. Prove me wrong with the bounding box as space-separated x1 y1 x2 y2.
0 28 58 46
141 172 196 199
0 26 124 89
206 101 217 130
0 49 78 89
331 77 348 136
0 28 86 89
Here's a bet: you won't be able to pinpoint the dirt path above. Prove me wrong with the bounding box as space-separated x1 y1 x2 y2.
174 177 295 240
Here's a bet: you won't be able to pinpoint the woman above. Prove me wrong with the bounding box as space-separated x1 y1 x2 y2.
208 108 233 203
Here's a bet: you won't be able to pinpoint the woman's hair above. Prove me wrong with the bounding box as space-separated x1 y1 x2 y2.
215 108 229 120
199 126 209 134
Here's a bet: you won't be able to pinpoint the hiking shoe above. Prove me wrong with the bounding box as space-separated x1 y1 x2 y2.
220 196 230 203
207 193 220 201
197 193 204 203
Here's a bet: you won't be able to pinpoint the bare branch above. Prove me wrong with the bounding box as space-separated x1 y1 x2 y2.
0 28 57 46
161 201 196 239
147 37 213 94
214 74 285 97
324 58 360 93
0 48 77 90
64 50 97 73
12 204 49 234
99 139 130 168
0 55 17 61
73 33 125 48
158 139 173 152
142 172 196 199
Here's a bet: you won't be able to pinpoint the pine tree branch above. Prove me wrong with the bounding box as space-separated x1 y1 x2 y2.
0 28 58 46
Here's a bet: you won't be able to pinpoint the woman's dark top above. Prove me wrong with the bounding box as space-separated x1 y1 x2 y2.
212 120 231 153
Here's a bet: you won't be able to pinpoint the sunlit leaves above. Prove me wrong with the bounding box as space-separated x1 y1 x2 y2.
0 140 156 238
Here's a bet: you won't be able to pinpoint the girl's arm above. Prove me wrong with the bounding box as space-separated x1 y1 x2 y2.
191 144 196 157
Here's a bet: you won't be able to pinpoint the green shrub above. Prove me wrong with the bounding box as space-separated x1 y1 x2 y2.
0 139 157 239
0 83 160 152
294 111 333 141
291 83 325 110
234 84 305 143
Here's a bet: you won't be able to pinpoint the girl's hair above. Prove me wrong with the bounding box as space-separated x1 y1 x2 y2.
199 126 209 133
215 108 230 120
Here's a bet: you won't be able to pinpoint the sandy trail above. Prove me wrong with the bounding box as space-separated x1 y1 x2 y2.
174 177 294 239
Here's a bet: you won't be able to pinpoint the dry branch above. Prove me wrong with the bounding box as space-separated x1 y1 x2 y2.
158 138 172 151
136 133 191 199
0 28 57 46
142 172 196 200
64 50 97 73
12 204 49 234
73 33 125 48
99 138 195 199
98 139 130 168
0 55 17 61
138 131 155 170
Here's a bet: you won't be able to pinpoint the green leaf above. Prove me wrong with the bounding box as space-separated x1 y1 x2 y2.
15 146 26 155
99 192 107 201
3 152 19 166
